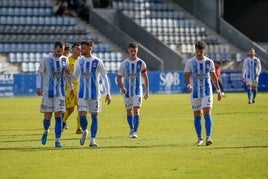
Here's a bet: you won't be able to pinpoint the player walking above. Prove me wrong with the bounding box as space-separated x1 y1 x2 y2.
62 43 83 134
36 41 73 148
71 40 111 147
184 41 222 146
242 48 261 104
116 42 149 138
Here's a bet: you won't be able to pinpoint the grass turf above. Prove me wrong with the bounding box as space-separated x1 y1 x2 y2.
0 93 267 178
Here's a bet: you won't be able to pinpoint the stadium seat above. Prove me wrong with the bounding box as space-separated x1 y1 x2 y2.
0 62 5 73
22 52 29 62
29 52 35 62
9 53 17 63
104 62 111 71
21 62 29 72
104 52 110 61
35 62 40 71
110 52 117 61
28 62 35 72
36 53 42 62
116 52 123 61
110 62 117 72
16 53 23 62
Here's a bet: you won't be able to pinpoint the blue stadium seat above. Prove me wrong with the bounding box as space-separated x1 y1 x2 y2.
36 53 42 61
9 53 17 63
16 53 23 62
110 62 117 72
39 17 45 25
104 62 111 71
22 52 29 62
69 17 75 25
39 8 46 16
29 52 36 62
7 16 13 25
93 44 99 52
45 16 51 25
35 62 40 71
37 44 43 52
0 16 6 25
32 8 38 16
104 44 111 52
116 52 123 61
21 62 29 72
110 52 117 61
26 7 32 16
0 7 8 16
50 16 57 25
45 8 52 16
0 44 4 52
19 16 26 25
32 17 39 25
28 62 35 72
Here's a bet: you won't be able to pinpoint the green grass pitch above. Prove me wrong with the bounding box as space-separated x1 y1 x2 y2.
0 93 267 178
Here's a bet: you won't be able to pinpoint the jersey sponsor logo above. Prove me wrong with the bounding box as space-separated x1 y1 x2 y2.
194 73 207 79
127 72 137 79
81 72 92 77
53 70 62 77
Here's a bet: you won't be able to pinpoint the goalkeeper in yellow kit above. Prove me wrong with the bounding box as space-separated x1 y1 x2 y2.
62 43 83 134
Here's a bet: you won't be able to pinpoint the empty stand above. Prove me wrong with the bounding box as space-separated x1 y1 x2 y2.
0 0 124 73
112 0 240 63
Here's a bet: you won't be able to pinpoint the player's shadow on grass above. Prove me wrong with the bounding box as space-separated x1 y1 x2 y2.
0 145 268 152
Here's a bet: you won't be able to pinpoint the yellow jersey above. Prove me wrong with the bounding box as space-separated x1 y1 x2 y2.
66 55 79 92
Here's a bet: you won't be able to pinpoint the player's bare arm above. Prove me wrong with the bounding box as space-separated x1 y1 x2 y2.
210 72 222 101
142 72 149 100
105 94 111 105
116 75 127 94
36 88 42 96
184 72 193 93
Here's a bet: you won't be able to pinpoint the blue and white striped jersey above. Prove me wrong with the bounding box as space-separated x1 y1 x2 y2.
37 53 70 98
118 58 147 98
184 56 215 98
72 55 109 100
242 57 261 80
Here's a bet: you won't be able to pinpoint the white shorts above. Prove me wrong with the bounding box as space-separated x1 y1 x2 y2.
40 97 66 113
123 95 142 109
245 78 259 87
78 98 101 113
190 95 213 111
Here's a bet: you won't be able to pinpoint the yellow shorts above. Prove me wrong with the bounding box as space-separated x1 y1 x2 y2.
65 83 78 108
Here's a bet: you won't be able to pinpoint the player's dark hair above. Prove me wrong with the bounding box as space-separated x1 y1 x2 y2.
81 40 94 47
128 42 138 48
195 41 206 50
71 42 80 49
54 41 65 49
64 42 70 51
